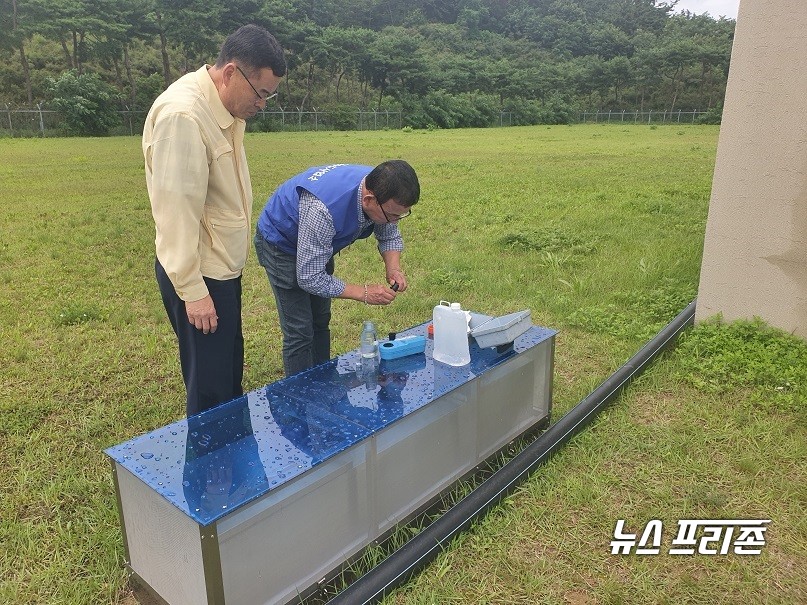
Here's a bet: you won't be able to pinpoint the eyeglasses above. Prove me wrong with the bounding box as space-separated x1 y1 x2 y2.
377 198 412 223
236 65 278 102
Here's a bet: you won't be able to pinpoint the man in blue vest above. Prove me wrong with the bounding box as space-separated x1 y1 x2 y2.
254 160 420 376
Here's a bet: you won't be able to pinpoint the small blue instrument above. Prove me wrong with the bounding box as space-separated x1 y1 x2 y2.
379 335 427 360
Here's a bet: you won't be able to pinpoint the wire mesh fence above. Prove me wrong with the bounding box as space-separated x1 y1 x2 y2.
578 109 711 124
0 106 414 137
248 109 405 132
1 105 714 137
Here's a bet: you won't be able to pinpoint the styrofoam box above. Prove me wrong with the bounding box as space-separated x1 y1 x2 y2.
471 310 532 348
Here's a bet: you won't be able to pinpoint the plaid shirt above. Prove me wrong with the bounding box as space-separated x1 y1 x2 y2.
296 187 403 297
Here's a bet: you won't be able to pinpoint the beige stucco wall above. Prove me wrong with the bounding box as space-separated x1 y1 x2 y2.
696 0 807 338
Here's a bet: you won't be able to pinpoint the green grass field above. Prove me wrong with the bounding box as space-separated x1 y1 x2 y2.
1 125 804 604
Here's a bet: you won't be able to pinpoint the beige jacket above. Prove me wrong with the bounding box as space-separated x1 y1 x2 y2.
143 65 252 302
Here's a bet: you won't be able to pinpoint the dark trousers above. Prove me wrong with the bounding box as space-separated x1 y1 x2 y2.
156 259 244 416
254 233 332 377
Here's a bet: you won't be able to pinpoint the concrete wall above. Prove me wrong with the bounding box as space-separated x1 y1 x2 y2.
696 0 807 338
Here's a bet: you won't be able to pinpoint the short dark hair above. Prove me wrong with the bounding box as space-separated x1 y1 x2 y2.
216 24 287 78
365 160 420 208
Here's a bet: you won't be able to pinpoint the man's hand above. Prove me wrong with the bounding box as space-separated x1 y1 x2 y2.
365 283 397 305
386 268 407 292
186 295 218 334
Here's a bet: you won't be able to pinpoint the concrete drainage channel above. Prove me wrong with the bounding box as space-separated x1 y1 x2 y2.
318 299 697 605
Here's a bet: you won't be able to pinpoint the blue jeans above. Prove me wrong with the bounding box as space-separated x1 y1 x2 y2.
254 232 333 376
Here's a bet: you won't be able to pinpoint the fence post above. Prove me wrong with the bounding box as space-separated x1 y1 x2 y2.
648 110 652 124
37 102 45 137
692 109 697 124
5 104 12 136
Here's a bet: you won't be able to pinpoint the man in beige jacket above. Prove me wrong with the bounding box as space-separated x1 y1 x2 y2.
143 25 286 415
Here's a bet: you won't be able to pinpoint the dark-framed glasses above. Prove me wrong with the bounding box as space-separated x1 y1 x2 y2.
378 199 412 222
236 65 278 102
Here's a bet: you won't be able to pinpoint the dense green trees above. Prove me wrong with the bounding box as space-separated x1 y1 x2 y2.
46 69 121 135
0 0 735 131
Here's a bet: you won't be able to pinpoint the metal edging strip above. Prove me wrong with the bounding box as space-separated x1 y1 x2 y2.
109 460 131 566
200 522 226 604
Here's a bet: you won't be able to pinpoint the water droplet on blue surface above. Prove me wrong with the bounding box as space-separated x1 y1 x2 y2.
141 452 154 459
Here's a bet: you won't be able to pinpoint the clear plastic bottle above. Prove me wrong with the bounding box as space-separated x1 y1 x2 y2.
432 301 470 366
359 320 379 374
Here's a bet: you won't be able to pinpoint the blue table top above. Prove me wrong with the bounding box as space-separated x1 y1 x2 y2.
105 321 555 526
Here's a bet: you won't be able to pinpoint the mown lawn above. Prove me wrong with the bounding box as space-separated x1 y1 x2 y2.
0 125 804 604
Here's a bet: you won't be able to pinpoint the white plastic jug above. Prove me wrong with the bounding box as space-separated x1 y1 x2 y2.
432 301 470 366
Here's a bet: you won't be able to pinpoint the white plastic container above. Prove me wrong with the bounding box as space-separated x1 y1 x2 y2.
470 310 532 348
432 301 471 366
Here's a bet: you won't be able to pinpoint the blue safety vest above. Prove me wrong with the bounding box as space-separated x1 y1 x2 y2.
257 164 375 255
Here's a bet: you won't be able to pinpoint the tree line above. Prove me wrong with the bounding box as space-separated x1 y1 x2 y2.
0 0 735 132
